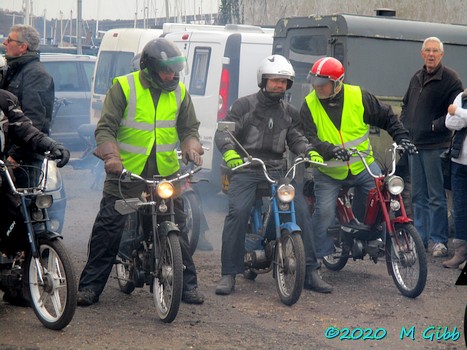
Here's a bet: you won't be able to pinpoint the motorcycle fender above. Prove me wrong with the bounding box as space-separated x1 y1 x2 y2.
392 216 413 225
158 221 180 237
35 228 63 241
280 222 301 235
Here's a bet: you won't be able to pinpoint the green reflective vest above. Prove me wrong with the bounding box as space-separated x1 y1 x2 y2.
114 72 185 176
305 84 374 180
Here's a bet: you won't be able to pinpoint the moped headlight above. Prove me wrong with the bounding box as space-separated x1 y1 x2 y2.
386 176 404 195
157 181 174 199
35 194 53 209
277 184 295 203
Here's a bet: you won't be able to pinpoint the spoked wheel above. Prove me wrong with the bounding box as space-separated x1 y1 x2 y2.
24 239 77 330
274 231 305 306
182 190 201 255
115 256 135 294
322 235 350 271
386 223 427 298
153 232 183 323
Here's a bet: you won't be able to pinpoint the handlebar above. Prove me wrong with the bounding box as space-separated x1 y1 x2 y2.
120 165 203 185
347 142 401 178
231 156 326 184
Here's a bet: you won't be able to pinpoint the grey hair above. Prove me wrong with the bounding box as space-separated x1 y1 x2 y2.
422 36 444 52
10 24 41 51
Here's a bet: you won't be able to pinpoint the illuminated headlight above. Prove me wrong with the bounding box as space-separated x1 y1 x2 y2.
35 194 53 209
277 184 295 203
386 176 404 195
157 181 174 199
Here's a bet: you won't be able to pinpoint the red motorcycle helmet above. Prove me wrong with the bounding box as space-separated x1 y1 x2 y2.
308 57 344 98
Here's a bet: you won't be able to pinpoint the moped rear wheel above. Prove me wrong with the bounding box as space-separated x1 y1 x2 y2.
153 232 183 323
387 223 427 298
24 239 77 330
182 190 201 255
115 257 136 294
274 231 305 306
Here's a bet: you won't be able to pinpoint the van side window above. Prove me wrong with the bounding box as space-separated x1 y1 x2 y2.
290 35 327 55
189 47 211 96
94 51 134 94
333 43 345 65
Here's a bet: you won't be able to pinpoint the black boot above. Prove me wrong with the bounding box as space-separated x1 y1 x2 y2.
215 275 235 295
304 269 332 293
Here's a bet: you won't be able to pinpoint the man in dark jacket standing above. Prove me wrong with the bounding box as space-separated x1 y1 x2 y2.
401 37 463 257
1 25 54 179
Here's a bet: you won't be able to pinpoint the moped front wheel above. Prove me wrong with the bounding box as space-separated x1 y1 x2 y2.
387 223 427 298
274 231 305 306
24 238 77 330
153 232 183 323
182 190 201 255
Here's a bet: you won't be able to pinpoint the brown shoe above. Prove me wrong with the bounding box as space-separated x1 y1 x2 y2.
443 239 467 269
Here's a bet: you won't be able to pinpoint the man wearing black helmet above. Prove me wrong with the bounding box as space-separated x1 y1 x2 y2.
76 38 205 306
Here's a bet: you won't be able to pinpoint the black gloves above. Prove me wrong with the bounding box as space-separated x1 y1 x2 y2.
398 138 417 155
49 143 70 167
332 146 351 161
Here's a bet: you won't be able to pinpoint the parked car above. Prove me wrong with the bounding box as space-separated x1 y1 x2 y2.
41 53 96 150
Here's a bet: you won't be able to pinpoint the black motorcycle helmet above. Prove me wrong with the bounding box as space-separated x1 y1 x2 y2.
140 38 186 91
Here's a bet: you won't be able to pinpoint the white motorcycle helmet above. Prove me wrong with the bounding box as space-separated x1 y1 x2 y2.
257 54 295 90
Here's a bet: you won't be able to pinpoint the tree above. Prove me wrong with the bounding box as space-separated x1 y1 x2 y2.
217 0 243 25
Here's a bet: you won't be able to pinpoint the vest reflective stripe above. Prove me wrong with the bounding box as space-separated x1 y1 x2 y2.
114 72 185 176
306 84 374 180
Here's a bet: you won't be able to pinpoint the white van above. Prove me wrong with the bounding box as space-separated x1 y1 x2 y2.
90 28 163 124
90 24 273 186
163 24 273 185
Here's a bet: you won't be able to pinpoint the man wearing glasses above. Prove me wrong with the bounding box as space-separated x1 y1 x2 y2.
400 37 464 257
1 25 55 187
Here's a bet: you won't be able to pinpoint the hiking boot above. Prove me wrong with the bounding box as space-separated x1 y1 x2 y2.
443 239 467 269
197 233 213 251
432 242 448 257
182 287 204 304
459 260 466 270
77 288 99 307
215 275 235 295
304 269 333 294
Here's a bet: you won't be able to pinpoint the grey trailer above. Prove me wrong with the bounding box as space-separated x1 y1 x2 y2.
273 13 467 113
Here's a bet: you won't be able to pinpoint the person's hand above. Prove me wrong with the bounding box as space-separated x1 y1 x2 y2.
332 146 350 161
448 104 457 116
308 150 323 164
398 138 418 155
181 137 204 166
93 142 123 175
223 150 243 169
49 143 71 167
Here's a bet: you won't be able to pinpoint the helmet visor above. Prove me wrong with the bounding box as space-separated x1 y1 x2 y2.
307 73 330 86
159 55 187 73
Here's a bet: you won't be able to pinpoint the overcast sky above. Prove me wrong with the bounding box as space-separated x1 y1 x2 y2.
3 0 220 21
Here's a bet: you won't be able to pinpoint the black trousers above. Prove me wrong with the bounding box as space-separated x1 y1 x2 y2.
78 192 198 296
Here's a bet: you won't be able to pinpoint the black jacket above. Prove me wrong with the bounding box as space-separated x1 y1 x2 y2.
215 90 311 169
400 64 463 149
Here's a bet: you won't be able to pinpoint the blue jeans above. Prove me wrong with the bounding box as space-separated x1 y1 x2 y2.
408 149 449 246
311 162 380 258
451 162 467 241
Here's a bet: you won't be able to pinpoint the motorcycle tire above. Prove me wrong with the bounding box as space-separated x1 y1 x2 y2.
24 238 77 330
182 190 201 256
386 223 427 298
115 256 136 294
153 231 183 323
274 231 305 306
322 236 350 271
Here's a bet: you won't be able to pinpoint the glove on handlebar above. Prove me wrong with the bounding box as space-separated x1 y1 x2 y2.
332 146 351 161
181 137 204 166
308 150 323 164
93 141 123 175
49 143 70 168
398 138 418 155
223 150 243 169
